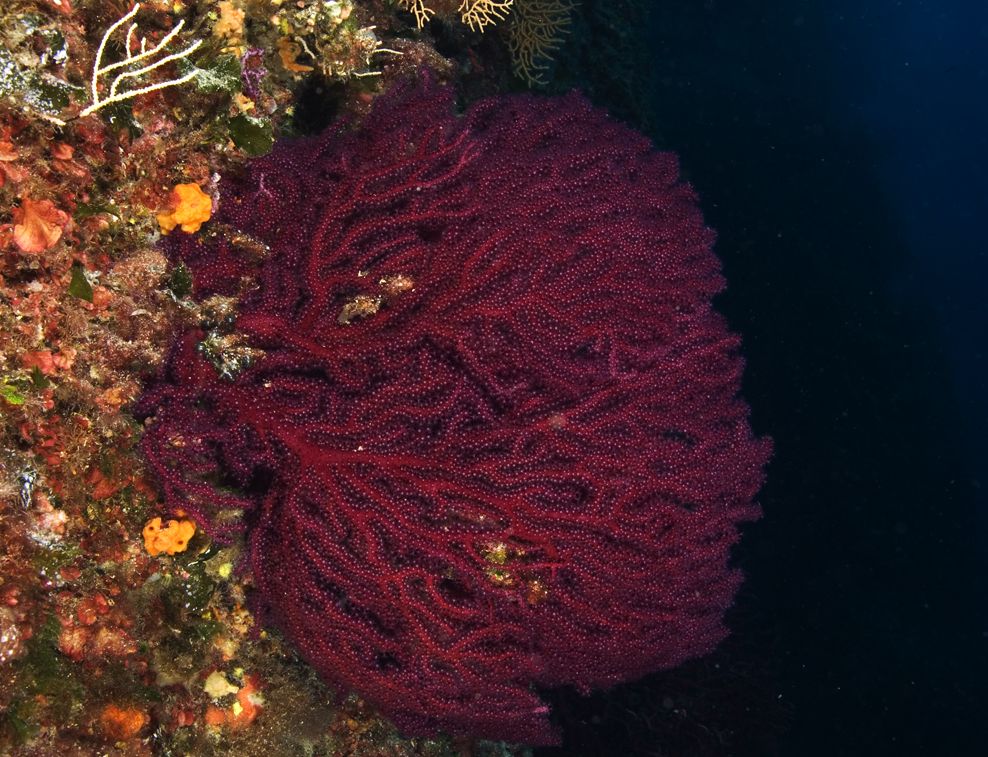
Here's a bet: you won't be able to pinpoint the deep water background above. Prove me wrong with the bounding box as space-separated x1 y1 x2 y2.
537 1 987 755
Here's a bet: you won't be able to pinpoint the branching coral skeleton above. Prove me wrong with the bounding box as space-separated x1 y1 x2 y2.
398 1 514 32
49 3 203 125
509 0 575 85
460 0 515 31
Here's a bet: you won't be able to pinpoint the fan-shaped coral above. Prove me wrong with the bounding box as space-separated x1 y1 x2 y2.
137 74 770 745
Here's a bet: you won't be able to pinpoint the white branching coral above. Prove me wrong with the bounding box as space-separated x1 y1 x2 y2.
56 3 203 124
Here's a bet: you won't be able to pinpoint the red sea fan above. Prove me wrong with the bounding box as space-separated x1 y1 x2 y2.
136 74 771 745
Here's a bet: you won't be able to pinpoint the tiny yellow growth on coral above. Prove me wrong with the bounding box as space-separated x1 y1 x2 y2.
276 37 315 73
157 183 212 234
213 0 246 44
143 517 196 556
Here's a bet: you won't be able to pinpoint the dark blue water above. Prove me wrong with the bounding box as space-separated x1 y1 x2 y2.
537 1 987 755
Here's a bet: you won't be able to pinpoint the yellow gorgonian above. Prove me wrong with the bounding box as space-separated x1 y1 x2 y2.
398 1 514 32
397 0 575 85
508 0 575 86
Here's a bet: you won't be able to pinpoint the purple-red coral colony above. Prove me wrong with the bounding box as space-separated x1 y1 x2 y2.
136 76 771 744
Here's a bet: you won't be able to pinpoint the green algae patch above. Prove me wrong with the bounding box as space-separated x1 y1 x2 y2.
20 614 84 719
229 114 274 157
67 263 93 303
1 381 26 405
168 261 194 300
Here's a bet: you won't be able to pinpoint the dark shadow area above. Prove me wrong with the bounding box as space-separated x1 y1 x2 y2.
290 75 346 136
537 1 986 755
